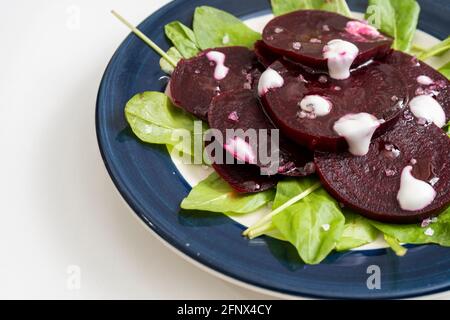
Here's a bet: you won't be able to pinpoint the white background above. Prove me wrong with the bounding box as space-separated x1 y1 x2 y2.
0 0 448 300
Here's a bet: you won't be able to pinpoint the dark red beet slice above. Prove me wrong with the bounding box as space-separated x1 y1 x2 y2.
262 10 393 71
385 51 450 121
254 40 280 68
170 47 260 121
315 116 450 224
211 163 278 193
261 59 408 152
208 89 315 177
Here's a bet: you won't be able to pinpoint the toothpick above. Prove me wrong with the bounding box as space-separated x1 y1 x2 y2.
111 10 177 67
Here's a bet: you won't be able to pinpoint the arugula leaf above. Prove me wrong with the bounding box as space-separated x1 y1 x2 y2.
418 37 450 61
370 207 450 246
125 92 198 155
366 0 420 52
165 21 200 59
271 178 345 265
336 211 379 251
159 47 183 74
181 173 275 214
271 0 351 17
439 61 450 80
193 6 261 50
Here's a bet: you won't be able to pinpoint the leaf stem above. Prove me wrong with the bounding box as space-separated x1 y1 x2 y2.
243 182 321 237
111 10 177 67
247 223 275 239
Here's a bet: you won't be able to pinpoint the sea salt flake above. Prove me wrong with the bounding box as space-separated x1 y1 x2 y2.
424 228 434 236
321 224 330 231
292 42 302 50
274 27 284 33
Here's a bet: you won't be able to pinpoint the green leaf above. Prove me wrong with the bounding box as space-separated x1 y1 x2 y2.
270 0 351 17
370 207 450 247
271 178 345 264
165 21 200 59
125 92 198 155
366 0 420 52
336 211 379 251
181 173 275 214
445 121 450 137
193 6 261 50
159 47 183 74
384 234 408 256
418 37 450 61
439 61 450 80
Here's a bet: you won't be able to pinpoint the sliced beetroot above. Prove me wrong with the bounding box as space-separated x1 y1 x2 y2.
261 59 408 152
315 116 450 224
170 47 260 121
208 89 315 176
254 40 280 68
262 10 393 71
385 51 450 121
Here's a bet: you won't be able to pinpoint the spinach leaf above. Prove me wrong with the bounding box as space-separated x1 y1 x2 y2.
193 6 261 50
271 178 345 264
165 21 200 59
445 121 450 136
384 235 408 256
125 92 198 155
366 0 420 52
271 0 351 17
370 207 450 246
336 211 379 251
159 47 183 74
418 36 450 61
439 61 450 80
181 173 275 214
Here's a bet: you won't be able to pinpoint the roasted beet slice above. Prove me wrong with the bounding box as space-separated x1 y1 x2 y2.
208 89 315 176
254 40 280 68
262 10 393 72
385 51 450 121
211 163 278 193
261 59 408 152
170 47 260 121
315 116 450 224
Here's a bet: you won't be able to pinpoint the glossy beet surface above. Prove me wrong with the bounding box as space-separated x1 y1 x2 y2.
170 46 260 121
262 59 408 152
208 89 315 176
262 10 393 70
315 116 450 224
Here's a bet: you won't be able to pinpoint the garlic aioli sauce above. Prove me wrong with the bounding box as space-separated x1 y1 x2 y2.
333 113 381 156
397 166 436 211
409 95 446 128
323 39 359 80
206 51 230 80
299 95 332 118
258 68 284 96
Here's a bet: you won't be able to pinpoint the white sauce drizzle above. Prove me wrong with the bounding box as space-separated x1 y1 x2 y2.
299 95 332 118
323 39 359 80
206 51 229 80
417 75 434 86
333 113 381 156
258 68 284 96
397 166 436 211
409 95 446 128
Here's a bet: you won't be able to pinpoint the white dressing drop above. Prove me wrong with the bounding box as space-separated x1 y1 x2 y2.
323 39 359 80
258 68 284 96
299 95 332 118
206 51 229 80
397 166 436 211
333 113 381 156
417 75 434 86
409 95 446 128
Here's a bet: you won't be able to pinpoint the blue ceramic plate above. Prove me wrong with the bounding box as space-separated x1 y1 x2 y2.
96 0 450 299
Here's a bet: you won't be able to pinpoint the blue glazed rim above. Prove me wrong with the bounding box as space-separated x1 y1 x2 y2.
96 0 450 299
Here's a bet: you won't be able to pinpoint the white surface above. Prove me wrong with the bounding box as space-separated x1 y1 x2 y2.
0 0 448 300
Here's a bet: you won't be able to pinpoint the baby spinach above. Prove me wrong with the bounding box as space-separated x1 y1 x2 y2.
271 0 351 17
370 207 450 247
193 6 261 50
365 0 420 52
165 21 200 59
418 36 450 61
336 211 379 251
384 235 408 256
181 173 275 214
125 91 198 155
159 47 183 74
439 62 450 80
270 178 345 265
